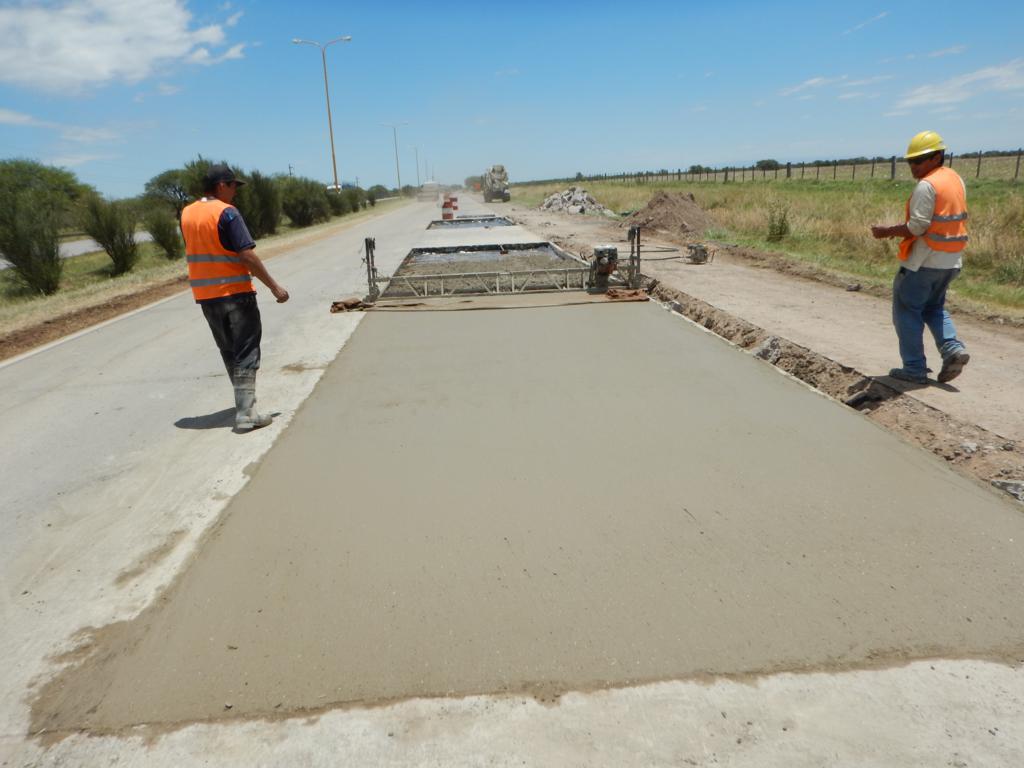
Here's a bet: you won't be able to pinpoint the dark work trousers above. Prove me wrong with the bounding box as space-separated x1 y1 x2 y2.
200 292 262 383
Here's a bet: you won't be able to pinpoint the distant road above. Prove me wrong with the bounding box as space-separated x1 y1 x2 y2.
0 232 154 270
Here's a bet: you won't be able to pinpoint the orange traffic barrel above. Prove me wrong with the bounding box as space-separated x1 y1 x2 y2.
441 199 454 220
450 195 459 211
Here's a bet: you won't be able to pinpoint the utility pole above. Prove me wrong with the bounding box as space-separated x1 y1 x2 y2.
382 122 408 192
292 35 353 190
412 145 421 186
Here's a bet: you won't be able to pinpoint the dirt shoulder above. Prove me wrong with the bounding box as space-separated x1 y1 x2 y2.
0 202 407 363
494 196 1024 501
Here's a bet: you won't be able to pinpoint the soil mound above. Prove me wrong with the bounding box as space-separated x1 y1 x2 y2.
622 191 713 235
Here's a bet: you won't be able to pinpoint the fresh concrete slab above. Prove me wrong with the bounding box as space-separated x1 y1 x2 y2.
32 301 1024 736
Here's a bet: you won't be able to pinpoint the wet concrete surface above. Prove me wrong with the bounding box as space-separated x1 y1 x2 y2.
33 301 1024 735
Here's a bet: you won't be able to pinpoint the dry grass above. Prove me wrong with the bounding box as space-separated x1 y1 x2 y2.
0 199 407 337
514 178 1024 315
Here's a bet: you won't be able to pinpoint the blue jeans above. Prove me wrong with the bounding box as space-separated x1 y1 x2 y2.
892 266 964 376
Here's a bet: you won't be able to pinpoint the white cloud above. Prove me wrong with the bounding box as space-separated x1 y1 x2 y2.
226 11 243 27
843 11 889 35
906 44 967 61
157 83 182 96
779 75 847 96
0 106 120 143
60 125 121 142
843 75 893 87
839 92 864 100
0 107 43 126
896 58 1024 108
0 0 244 91
44 153 111 167
883 110 910 117
927 44 966 58
187 43 245 66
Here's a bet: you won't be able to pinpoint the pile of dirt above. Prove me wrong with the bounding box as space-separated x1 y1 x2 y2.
621 191 713 236
540 187 615 217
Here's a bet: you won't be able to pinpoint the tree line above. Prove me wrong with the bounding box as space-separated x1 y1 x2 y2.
0 156 395 296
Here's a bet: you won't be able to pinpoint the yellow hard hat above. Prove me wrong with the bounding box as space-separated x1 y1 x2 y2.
905 130 947 159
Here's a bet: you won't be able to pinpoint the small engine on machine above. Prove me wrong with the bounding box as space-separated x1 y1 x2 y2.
588 245 619 292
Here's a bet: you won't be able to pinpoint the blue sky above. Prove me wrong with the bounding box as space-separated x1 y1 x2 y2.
1 0 1022 197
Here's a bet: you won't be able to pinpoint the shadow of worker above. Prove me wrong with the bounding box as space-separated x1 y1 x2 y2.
174 407 237 430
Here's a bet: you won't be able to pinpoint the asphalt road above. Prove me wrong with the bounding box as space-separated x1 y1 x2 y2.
0 232 155 270
4 198 1024 767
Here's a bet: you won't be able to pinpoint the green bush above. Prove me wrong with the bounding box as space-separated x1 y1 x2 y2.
326 188 350 217
280 177 330 227
82 196 139 275
0 189 63 295
144 207 183 260
766 201 791 241
236 171 280 238
343 187 365 212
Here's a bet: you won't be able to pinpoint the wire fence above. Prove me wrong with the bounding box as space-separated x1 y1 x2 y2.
529 150 1024 186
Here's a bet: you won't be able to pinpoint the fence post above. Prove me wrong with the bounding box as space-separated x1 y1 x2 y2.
976 153 982 179
786 162 791 179
871 159 876 178
816 164 820 180
949 152 954 169
1016 149 1022 181
890 155 896 180
724 167 729 183
852 163 856 181
774 166 779 179
833 161 837 180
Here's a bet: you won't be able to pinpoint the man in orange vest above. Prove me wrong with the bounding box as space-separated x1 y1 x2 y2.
180 164 290 431
870 130 969 385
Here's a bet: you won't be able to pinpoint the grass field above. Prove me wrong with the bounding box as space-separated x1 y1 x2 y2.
513 177 1024 315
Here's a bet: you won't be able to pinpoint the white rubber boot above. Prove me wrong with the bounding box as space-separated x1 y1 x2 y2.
234 371 272 432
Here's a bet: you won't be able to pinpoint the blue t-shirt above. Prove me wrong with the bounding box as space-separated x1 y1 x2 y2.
218 206 256 253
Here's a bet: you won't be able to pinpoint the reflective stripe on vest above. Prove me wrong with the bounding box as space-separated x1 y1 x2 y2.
897 166 968 261
180 199 254 301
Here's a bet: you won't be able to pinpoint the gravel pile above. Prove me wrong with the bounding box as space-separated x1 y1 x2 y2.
540 186 615 216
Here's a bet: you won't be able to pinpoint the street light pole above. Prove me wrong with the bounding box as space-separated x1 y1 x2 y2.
292 35 352 190
382 122 407 193
412 145 421 186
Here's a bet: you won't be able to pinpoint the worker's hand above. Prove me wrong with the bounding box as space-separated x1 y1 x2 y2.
272 285 290 303
870 225 890 239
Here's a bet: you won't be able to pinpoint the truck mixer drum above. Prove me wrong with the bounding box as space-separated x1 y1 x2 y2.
588 245 619 291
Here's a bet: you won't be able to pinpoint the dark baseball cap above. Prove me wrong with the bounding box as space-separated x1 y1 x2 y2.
204 163 246 188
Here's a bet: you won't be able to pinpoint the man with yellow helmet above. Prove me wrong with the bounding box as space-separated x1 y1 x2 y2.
870 130 969 385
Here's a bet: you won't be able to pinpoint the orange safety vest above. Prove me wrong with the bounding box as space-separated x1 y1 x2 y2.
897 166 968 261
180 198 254 301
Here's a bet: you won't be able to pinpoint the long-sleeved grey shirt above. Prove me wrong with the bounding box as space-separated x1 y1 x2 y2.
904 175 965 272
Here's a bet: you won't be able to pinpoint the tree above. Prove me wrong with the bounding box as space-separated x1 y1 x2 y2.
234 170 280 238
81 195 139 275
144 169 190 219
0 159 91 294
278 176 330 227
755 159 781 170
